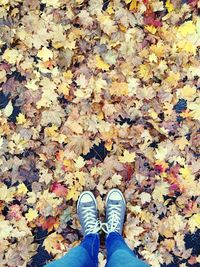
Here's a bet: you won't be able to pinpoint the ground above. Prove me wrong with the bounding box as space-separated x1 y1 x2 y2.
0 0 200 267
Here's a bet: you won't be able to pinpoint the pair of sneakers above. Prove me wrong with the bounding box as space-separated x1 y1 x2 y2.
77 188 126 236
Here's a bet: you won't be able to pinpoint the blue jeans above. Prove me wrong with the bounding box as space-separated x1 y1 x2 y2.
44 232 149 267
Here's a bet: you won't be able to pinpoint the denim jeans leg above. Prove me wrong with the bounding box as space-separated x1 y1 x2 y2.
44 234 100 267
80 233 100 267
105 232 149 267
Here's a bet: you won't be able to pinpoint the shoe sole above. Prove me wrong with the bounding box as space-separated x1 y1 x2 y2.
77 191 97 212
105 188 126 206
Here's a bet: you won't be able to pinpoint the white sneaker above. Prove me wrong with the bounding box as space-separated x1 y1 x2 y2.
77 191 102 236
102 188 126 235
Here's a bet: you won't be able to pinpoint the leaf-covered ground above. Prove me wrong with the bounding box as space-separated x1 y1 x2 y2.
0 0 200 266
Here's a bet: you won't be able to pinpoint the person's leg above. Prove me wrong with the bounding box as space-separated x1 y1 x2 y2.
102 189 149 267
44 233 100 267
44 191 101 267
105 232 149 267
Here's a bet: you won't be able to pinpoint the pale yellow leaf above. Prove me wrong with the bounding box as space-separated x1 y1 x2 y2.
16 113 27 124
3 100 13 117
119 150 136 163
25 208 38 222
74 156 85 169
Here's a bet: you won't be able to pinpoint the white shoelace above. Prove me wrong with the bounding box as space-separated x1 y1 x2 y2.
102 203 121 234
82 206 102 235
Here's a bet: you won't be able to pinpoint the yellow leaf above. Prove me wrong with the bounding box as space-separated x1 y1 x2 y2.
26 79 39 91
166 71 180 86
111 173 123 186
57 83 70 95
188 101 200 121
139 64 151 79
3 100 13 117
152 182 169 202
0 183 15 203
150 43 164 57
175 137 189 150
2 48 22 64
180 167 192 180
17 183 28 195
166 0 174 12
16 113 27 124
140 192 151 205
66 187 80 201
181 85 196 98
25 208 38 222
129 0 137 11
43 232 64 255
109 82 128 96
178 21 196 37
1 0 9 5
74 156 85 169
0 220 13 240
188 214 200 233
149 109 158 119
127 203 142 214
75 171 86 186
95 55 110 71
45 125 58 137
119 24 127 32
149 53 158 63
119 150 136 163
66 119 83 134
27 192 37 204
37 47 53 61
145 25 157 34
176 40 197 55
155 146 168 161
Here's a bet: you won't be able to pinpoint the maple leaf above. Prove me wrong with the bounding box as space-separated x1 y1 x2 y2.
140 192 151 205
17 183 28 195
3 100 13 117
25 208 39 222
0 183 15 203
95 55 110 71
165 0 174 12
0 219 13 240
152 181 169 202
16 113 27 124
178 21 196 37
144 12 162 27
111 173 123 186
74 156 85 169
119 150 136 163
155 146 168 161
50 182 67 198
43 232 64 255
37 47 53 62
109 82 129 96
188 214 200 233
188 100 200 121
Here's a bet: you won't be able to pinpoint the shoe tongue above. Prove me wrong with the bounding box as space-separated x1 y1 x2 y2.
83 201 93 207
110 199 121 205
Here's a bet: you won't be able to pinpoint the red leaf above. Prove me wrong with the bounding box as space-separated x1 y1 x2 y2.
124 163 134 181
144 12 162 27
41 217 57 231
50 182 67 197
